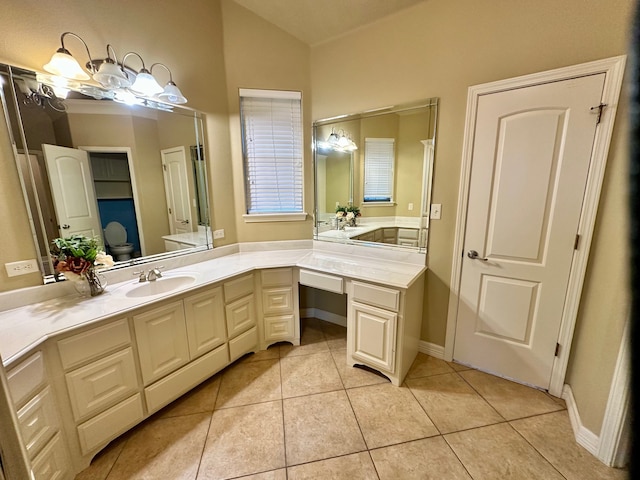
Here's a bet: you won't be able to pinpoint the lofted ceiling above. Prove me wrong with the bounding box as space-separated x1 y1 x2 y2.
231 0 427 46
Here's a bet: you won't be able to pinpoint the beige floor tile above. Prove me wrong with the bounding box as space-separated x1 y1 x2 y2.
511 410 627 480
321 321 347 339
198 401 285 480
407 373 504 433
331 348 388 389
287 452 378 479
242 345 281 362
281 351 342 398
234 469 287 480
215 358 281 408
106 413 210 480
347 383 438 448
74 436 127 480
283 390 366 465
448 361 472 372
459 369 564 420
407 353 455 379
445 423 564 479
371 436 472 480
280 319 329 357
157 374 221 418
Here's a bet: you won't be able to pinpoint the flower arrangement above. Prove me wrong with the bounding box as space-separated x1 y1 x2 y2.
50 235 114 296
335 204 361 226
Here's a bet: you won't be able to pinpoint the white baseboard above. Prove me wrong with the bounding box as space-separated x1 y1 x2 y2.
418 341 445 359
562 384 600 456
300 308 347 328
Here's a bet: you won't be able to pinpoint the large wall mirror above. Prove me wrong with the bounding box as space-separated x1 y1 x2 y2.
313 98 438 253
0 63 211 284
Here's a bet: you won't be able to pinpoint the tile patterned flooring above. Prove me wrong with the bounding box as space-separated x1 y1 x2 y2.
75 318 627 480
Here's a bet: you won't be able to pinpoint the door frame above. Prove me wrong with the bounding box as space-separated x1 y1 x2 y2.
444 55 626 397
78 146 146 256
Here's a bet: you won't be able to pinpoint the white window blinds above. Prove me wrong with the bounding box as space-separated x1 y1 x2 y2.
364 138 395 202
240 89 303 214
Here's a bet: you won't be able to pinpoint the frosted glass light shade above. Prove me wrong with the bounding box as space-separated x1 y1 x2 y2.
157 82 187 104
44 50 90 81
93 61 131 89
129 70 163 95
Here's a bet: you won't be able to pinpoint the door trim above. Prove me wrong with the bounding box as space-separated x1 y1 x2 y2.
444 55 626 397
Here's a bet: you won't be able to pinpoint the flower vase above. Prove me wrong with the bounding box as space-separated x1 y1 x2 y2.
74 269 107 297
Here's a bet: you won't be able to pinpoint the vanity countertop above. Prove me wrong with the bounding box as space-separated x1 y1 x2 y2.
0 246 425 367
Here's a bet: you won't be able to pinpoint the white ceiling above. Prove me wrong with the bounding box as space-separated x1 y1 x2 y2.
232 0 426 46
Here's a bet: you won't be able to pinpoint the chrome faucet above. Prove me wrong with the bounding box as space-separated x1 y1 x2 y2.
133 266 164 282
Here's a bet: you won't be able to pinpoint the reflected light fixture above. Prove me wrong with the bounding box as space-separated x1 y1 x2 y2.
324 129 357 152
151 63 187 104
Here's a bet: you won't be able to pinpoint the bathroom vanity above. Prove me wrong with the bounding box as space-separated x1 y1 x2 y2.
0 242 424 479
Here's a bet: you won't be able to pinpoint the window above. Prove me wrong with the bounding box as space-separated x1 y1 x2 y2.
240 89 305 220
363 138 395 203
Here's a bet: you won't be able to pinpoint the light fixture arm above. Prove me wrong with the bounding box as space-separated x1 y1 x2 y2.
122 51 150 74
105 44 120 64
150 62 175 84
59 32 96 73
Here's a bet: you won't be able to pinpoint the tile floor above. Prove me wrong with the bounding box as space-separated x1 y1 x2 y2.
75 318 627 480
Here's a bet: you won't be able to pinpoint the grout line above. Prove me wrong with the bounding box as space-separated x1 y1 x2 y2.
441 433 477 479
101 436 130 480
193 375 221 480
506 422 570 480
454 370 507 421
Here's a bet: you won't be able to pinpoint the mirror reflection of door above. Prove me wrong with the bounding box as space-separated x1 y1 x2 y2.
42 144 102 239
161 146 193 235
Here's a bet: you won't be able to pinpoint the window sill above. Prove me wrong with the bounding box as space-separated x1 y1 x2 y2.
362 202 396 207
243 212 308 223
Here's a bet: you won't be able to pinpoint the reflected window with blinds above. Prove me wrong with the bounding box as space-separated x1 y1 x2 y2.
363 138 395 203
240 89 304 216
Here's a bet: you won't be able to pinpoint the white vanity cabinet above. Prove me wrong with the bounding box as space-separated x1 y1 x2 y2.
346 275 425 386
224 274 258 361
259 268 299 347
7 351 71 480
56 318 143 457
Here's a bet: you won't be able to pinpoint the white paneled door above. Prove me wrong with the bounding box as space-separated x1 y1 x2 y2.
453 73 606 389
42 144 102 239
161 146 192 235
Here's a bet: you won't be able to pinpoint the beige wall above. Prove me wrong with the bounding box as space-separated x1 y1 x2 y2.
0 0 231 290
220 0 313 242
311 0 632 434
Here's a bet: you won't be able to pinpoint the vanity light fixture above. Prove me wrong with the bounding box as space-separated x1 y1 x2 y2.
42 32 187 105
151 63 188 104
324 129 358 152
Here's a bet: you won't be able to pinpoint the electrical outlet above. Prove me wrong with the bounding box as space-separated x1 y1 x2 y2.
430 203 442 220
408 203 414 211
5 259 39 277
213 229 225 239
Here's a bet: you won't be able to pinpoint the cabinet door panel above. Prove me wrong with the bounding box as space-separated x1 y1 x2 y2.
7 351 46 408
17 386 60 460
349 301 397 373
264 314 295 343
30 432 71 480
65 347 138 421
134 302 189 385
225 295 256 339
58 318 130 370
184 287 226 359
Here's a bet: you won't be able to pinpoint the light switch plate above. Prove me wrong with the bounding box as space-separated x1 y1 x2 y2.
430 204 442 220
5 259 39 277
213 229 225 239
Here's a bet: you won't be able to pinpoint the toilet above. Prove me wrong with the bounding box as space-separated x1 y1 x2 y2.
104 221 134 261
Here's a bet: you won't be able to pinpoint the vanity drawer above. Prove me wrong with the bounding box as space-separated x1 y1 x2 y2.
229 326 258 362
31 432 71 480
262 287 294 315
264 314 295 342
7 351 46 408
352 281 400 312
145 344 228 414
17 386 60 459
225 294 256 338
58 318 131 370
224 274 254 303
261 268 292 287
299 269 343 294
397 228 419 240
76 393 144 455
65 347 138 422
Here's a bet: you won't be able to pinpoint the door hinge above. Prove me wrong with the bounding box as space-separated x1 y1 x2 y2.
162 164 167 171
590 103 608 125
168 207 172 214
555 343 560 357
574 234 580 250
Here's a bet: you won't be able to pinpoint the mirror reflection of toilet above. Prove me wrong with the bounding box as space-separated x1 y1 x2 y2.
103 221 134 261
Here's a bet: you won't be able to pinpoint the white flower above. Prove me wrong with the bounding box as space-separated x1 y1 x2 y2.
336 212 344 218
346 211 355 220
95 252 115 268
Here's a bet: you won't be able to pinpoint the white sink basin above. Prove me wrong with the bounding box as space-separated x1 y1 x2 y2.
122 275 197 298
